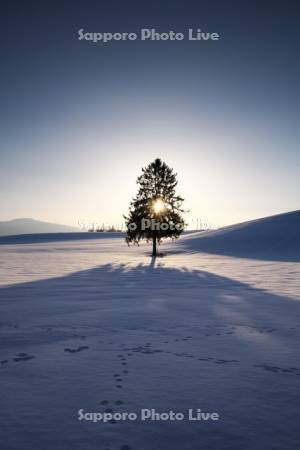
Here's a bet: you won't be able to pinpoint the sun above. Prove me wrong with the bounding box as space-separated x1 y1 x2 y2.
152 198 165 214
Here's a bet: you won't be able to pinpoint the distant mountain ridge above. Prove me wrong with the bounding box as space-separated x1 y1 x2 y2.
0 218 79 236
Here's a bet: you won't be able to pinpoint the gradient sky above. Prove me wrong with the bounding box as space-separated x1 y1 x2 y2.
1 0 299 228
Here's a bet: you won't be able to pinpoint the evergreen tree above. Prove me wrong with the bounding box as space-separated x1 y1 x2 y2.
124 158 185 256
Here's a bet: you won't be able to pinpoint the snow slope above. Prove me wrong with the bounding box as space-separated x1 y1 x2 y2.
177 210 300 261
0 213 299 450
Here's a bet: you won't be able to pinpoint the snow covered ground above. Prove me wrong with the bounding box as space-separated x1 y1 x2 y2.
0 214 300 450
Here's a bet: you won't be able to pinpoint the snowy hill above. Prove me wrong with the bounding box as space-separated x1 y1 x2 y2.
0 218 79 236
179 210 300 261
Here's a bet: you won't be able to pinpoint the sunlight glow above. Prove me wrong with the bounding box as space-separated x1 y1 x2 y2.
152 198 166 214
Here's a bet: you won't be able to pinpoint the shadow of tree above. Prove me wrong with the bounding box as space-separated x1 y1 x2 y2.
0 262 299 337
1 263 300 450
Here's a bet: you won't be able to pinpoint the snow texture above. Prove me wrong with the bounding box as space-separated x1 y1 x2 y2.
0 211 299 450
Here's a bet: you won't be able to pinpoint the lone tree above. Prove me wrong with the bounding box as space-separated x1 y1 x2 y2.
124 158 185 256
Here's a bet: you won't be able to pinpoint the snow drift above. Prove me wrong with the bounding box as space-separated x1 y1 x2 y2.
179 210 300 261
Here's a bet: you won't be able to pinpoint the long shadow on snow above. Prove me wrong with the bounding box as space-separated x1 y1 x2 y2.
0 261 299 338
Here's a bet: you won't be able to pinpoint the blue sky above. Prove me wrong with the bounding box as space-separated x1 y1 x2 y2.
0 0 299 227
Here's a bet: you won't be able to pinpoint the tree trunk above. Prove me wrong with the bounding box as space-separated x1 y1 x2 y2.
152 235 157 257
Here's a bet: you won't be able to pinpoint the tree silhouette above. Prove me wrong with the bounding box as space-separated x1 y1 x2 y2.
124 158 185 256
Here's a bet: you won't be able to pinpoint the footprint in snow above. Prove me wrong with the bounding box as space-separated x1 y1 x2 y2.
64 346 89 353
215 359 240 364
254 364 300 375
14 353 35 362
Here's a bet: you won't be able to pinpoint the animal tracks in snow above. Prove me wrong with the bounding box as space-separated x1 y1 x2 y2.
0 352 36 364
1 326 299 382
64 345 89 353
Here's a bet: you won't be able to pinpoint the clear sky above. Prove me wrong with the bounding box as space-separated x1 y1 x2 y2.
1 0 299 228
